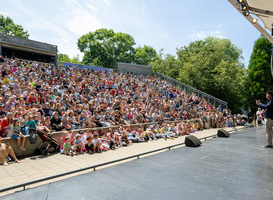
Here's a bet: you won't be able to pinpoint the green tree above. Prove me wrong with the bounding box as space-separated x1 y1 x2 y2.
58 53 71 63
71 54 81 64
176 37 245 111
58 53 82 64
152 53 179 78
152 37 245 111
134 45 158 65
77 28 135 68
244 35 273 110
0 14 29 39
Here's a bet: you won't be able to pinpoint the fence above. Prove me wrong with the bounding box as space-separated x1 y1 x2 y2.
153 72 228 110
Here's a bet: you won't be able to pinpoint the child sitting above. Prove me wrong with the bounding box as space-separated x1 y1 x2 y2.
44 116 51 131
85 136 94 154
113 132 121 147
104 133 115 150
26 115 37 131
74 134 84 154
66 127 75 144
121 130 130 145
63 137 76 156
11 118 26 151
93 132 102 153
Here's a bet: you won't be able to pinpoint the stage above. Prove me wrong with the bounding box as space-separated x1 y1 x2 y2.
1 126 273 200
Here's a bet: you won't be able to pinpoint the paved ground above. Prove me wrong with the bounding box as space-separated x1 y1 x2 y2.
0 127 241 197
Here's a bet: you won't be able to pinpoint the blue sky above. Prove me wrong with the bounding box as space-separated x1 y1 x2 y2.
1 0 265 67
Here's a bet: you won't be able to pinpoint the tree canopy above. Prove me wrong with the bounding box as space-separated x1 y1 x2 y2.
0 14 29 39
77 28 157 68
152 37 246 111
243 35 273 110
77 28 135 68
58 53 81 64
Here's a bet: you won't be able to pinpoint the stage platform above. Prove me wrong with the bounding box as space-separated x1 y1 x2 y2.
1 126 273 200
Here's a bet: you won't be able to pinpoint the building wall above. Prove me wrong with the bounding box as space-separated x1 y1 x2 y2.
0 33 57 53
117 62 152 75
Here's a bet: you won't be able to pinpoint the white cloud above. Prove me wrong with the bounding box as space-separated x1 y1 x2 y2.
141 6 146 13
103 0 110 6
63 0 102 36
85 2 98 12
136 5 147 14
189 30 224 41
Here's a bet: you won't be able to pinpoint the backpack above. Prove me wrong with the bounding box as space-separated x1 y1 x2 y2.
29 129 37 144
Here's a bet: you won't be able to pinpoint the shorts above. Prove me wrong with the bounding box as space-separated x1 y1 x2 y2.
11 132 20 140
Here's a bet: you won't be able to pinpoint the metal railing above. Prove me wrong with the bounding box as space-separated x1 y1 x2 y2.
153 72 228 109
0 126 249 194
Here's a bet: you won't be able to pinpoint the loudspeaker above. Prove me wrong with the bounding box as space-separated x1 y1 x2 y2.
217 129 230 137
185 135 201 147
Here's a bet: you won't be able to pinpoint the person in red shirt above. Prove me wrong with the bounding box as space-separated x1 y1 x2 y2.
1 112 13 137
110 89 116 96
26 92 37 105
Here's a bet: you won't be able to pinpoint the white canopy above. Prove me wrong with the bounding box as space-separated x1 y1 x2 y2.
228 0 273 44
247 0 273 31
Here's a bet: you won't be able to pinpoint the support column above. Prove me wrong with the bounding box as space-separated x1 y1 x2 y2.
54 54 57 66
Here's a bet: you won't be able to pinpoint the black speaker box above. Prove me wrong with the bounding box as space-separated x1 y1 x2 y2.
217 129 230 137
185 135 201 147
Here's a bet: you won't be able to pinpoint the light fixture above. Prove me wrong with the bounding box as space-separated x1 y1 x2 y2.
240 3 247 11
243 11 250 16
236 0 243 3
252 18 257 24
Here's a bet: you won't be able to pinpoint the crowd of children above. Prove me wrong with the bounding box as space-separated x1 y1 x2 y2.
60 119 203 156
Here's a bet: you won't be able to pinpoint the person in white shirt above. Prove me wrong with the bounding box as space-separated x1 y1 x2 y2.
256 108 262 125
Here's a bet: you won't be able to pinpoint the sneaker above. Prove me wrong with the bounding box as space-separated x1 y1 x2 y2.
20 147 25 151
262 145 273 148
80 151 84 154
149 138 152 141
154 138 157 140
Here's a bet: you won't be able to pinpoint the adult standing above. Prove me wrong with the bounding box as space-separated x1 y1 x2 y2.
256 90 273 148
256 108 262 125
247 109 254 124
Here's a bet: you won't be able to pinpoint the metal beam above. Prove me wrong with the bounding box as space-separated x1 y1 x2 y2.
228 0 273 45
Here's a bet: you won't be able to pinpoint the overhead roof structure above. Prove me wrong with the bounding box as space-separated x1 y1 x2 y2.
228 0 273 44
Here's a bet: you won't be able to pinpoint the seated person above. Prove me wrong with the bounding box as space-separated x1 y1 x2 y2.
85 136 94 154
74 134 84 153
113 132 121 147
0 136 21 166
225 116 236 127
121 130 130 145
11 118 26 151
26 115 37 131
63 137 76 156
51 112 65 132
93 132 102 152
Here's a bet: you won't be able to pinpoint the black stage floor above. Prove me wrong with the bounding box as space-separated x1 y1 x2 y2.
2 126 273 200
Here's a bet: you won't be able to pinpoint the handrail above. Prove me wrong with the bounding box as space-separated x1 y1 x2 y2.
0 126 250 194
153 72 228 109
